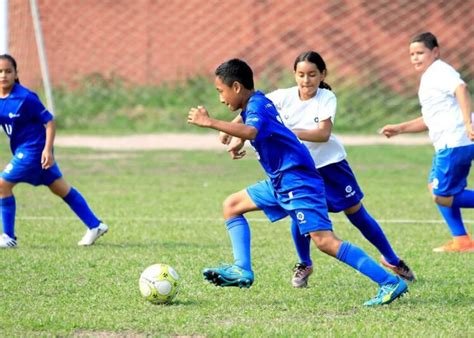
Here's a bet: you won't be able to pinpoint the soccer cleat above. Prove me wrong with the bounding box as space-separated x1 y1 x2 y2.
291 263 313 288
202 264 254 288
433 236 474 253
78 223 108 246
363 276 408 306
0 233 17 248
380 257 416 282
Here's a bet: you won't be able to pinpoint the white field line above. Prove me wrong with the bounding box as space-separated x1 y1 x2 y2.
16 215 464 224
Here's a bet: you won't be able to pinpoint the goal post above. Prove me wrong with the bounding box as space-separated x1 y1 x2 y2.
0 0 8 54
29 0 55 114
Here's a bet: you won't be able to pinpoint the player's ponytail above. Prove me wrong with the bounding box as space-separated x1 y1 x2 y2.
319 81 332 90
0 54 20 83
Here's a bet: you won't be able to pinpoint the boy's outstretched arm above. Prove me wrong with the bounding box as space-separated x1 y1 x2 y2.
380 116 427 138
187 106 257 140
219 115 244 145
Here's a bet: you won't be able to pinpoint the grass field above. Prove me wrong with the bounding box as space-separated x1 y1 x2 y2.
0 143 473 337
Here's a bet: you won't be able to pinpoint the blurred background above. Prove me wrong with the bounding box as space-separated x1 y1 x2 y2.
5 0 474 133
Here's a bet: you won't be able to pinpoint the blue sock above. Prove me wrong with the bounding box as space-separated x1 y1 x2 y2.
1 196 16 239
346 205 399 266
62 188 100 229
452 189 474 208
336 241 398 285
436 205 467 236
226 215 252 271
291 219 312 266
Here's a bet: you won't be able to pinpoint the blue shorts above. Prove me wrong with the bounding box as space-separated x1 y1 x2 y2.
318 160 364 212
1 150 63 186
247 179 333 234
429 144 474 196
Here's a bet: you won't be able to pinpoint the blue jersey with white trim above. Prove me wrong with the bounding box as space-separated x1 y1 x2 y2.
241 91 321 193
0 83 54 154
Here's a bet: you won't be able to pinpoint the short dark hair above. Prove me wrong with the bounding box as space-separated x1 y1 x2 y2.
215 58 254 90
293 51 331 90
0 54 20 83
410 32 439 50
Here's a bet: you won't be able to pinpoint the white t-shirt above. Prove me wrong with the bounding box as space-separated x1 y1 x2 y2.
418 59 472 150
266 86 346 168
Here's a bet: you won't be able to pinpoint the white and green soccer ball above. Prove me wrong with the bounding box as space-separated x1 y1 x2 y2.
139 263 180 304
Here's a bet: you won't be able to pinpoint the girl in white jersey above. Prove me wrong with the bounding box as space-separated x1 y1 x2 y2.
266 51 415 287
381 32 474 253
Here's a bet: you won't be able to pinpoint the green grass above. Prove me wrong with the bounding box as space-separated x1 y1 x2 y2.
45 72 446 135
0 144 473 337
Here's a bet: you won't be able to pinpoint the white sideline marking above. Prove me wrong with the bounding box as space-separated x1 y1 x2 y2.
15 216 471 224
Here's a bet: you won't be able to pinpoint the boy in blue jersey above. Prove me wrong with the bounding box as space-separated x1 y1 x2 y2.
187 58 408 306
0 54 108 248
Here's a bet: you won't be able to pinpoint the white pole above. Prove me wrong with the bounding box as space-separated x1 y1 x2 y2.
0 0 8 54
29 0 55 114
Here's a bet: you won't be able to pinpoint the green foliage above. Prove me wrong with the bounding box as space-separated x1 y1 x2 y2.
334 81 420 134
48 71 429 134
0 144 473 336
52 74 233 134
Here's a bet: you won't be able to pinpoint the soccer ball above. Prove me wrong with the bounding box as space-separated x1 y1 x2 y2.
139 263 179 304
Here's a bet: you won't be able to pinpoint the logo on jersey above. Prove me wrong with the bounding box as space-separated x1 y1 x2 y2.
345 185 355 198
8 112 20 119
3 163 13 174
314 117 319 123
296 211 306 224
432 178 439 190
2 124 12 136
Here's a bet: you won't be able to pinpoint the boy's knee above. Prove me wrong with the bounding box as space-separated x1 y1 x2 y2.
223 193 242 218
310 231 337 253
0 179 14 196
432 194 453 207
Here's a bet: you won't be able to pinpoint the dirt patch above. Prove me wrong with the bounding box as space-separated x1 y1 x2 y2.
55 133 432 151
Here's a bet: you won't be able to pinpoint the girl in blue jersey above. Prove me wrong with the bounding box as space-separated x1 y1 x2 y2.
265 51 415 288
0 54 108 248
188 58 407 306
381 32 474 252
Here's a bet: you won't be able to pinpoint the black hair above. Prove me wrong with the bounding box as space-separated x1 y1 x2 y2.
215 58 254 90
410 32 439 50
293 51 331 90
0 54 20 83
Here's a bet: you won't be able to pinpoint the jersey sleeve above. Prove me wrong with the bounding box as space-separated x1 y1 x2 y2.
318 92 337 121
440 64 465 94
265 89 282 108
24 93 54 124
244 109 263 131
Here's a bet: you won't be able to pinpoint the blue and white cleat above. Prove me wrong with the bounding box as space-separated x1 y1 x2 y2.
203 264 254 288
364 276 408 306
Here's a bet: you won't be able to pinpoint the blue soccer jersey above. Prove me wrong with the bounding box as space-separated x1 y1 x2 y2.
241 91 320 193
242 91 332 232
0 83 54 154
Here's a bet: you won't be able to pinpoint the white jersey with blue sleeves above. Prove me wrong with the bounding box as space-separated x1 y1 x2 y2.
0 83 54 154
266 86 346 168
241 91 321 194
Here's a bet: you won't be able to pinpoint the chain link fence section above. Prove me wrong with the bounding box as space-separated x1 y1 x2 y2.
7 0 474 131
